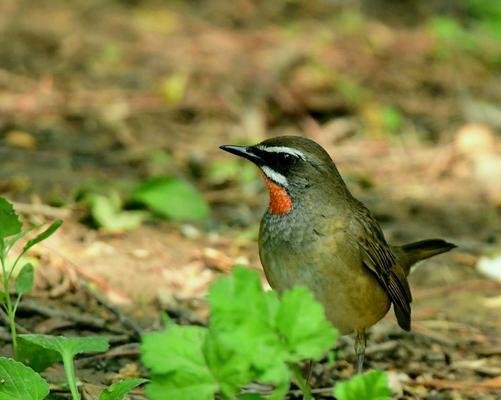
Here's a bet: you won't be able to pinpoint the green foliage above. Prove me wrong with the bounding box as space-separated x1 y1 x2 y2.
427 5 501 65
142 268 392 399
133 177 209 221
141 325 209 376
98 378 148 400
15 334 144 400
276 287 339 362
87 192 148 232
208 159 258 186
467 0 501 24
333 9 365 34
430 17 468 43
336 75 369 108
334 370 392 400
428 14 501 61
142 267 338 399
22 220 63 255
19 335 110 358
380 106 403 134
20 335 110 400
14 263 34 295
0 357 50 400
0 197 22 240
205 269 289 398
143 326 217 400
17 337 61 372
428 16 478 61
466 0 501 40
0 197 62 359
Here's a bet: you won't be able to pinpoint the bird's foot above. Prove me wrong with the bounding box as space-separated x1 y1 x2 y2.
354 329 367 374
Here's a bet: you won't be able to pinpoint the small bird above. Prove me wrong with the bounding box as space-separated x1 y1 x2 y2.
220 136 456 373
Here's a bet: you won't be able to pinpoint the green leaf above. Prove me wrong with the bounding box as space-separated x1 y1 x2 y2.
140 268 340 400
132 177 209 221
0 357 50 400
88 193 147 232
0 197 22 240
202 332 254 397
207 159 257 185
141 326 217 400
430 16 465 42
381 106 403 133
0 289 4 303
98 378 148 400
146 371 217 400
5 227 35 252
141 326 210 376
14 263 34 295
333 370 392 400
19 335 109 359
17 337 61 372
206 267 288 396
276 286 338 361
22 220 62 255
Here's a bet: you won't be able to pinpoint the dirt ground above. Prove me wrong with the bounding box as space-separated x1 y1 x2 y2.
1 1 500 399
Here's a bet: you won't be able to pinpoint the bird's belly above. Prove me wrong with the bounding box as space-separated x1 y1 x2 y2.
259 227 390 335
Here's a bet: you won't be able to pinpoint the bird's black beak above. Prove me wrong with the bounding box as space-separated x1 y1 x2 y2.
219 145 263 165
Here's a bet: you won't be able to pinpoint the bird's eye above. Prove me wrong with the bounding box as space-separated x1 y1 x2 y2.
283 153 291 159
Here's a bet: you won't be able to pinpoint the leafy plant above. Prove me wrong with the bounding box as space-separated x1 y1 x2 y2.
334 370 392 400
0 197 62 358
19 335 109 400
98 378 149 400
142 267 392 400
3 335 145 400
87 192 148 232
132 176 209 221
0 357 50 400
0 198 147 400
467 0 501 19
17 336 61 372
428 16 478 59
380 106 403 134
207 159 258 186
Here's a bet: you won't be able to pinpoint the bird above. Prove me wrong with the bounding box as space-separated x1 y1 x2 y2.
220 136 456 373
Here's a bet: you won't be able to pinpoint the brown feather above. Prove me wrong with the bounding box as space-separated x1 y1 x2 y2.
353 206 412 331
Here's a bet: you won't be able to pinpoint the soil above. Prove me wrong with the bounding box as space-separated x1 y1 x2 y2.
0 1 500 399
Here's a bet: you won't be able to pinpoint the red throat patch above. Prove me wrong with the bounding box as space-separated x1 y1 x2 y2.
259 171 293 215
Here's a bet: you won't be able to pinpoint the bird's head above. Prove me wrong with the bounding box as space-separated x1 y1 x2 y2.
220 136 346 215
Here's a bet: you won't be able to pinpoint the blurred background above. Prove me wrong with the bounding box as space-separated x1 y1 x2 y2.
0 0 500 398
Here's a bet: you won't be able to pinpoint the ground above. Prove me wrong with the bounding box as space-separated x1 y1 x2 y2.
0 1 500 399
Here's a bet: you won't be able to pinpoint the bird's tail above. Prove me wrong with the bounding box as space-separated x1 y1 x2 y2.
398 239 456 275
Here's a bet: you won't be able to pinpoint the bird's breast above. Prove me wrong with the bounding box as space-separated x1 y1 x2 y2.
259 211 391 334
259 209 327 290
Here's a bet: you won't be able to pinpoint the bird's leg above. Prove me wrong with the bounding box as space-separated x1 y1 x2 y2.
305 359 313 383
354 329 366 374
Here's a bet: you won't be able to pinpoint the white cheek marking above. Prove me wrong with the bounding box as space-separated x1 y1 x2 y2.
261 165 288 187
257 146 306 160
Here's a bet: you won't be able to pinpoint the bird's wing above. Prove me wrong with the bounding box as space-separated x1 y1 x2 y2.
351 207 412 331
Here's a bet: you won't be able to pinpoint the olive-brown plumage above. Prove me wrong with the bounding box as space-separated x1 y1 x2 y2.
220 136 455 372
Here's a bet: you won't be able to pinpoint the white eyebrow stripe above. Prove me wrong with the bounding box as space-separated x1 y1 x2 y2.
257 146 306 160
261 166 288 187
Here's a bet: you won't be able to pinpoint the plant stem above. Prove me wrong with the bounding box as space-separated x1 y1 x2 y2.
290 363 313 400
62 352 80 400
6 298 17 358
1 250 17 358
